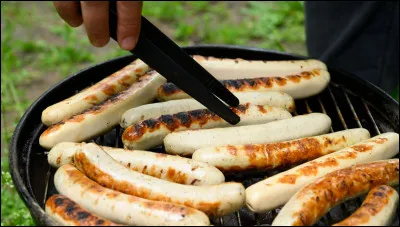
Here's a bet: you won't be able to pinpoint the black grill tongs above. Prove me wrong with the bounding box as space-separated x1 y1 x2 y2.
108 2 240 125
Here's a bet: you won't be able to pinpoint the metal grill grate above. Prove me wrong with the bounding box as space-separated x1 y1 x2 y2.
40 81 399 226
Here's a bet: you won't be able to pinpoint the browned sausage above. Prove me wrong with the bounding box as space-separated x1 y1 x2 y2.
45 194 123 226
122 103 291 150
54 164 210 226
39 71 166 149
332 185 399 226
42 59 149 126
156 69 330 101
272 159 399 226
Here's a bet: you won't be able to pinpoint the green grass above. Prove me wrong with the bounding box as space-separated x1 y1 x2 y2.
6 1 398 226
1 1 399 226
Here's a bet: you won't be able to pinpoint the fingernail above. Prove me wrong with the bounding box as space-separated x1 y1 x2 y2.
121 36 136 50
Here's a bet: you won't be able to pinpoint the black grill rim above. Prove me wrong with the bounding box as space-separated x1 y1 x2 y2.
9 44 399 226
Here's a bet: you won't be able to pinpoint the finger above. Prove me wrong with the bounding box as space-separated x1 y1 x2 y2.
117 1 143 50
53 1 83 27
80 1 110 47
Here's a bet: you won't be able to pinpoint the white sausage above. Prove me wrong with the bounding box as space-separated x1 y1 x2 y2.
73 143 245 217
122 104 292 150
192 128 371 172
121 91 295 127
42 59 149 126
192 55 327 80
164 113 332 156
332 185 399 226
39 72 166 150
271 160 399 226
245 132 399 214
156 69 330 101
54 164 210 226
48 142 225 186
45 194 123 226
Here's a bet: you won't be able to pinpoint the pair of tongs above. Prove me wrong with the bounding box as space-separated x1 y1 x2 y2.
108 2 240 125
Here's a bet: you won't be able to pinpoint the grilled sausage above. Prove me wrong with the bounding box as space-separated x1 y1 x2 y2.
42 59 149 126
272 160 399 226
122 104 292 150
39 72 166 150
54 164 210 226
48 142 225 186
156 69 330 101
45 194 123 226
121 91 295 127
164 113 332 156
73 143 245 217
245 132 400 214
192 128 371 172
332 185 399 226
192 55 327 80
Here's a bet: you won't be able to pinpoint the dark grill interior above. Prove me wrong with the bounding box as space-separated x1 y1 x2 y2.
11 46 398 226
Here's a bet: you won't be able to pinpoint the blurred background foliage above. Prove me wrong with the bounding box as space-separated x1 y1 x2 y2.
1 1 397 226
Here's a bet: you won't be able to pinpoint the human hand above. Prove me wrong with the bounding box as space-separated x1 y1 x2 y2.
53 1 143 50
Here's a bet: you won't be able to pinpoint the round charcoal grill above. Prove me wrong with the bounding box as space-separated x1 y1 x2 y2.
9 45 399 226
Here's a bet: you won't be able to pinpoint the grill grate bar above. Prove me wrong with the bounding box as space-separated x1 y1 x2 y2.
341 86 363 128
42 165 51 209
362 98 381 135
255 213 261 226
116 126 121 148
317 96 334 133
236 211 242 226
304 100 313 113
328 85 348 129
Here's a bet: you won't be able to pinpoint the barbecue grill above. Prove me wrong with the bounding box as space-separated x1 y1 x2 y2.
9 45 399 226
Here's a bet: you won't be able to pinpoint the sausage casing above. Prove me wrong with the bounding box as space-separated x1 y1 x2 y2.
245 132 399 214
332 185 399 226
42 59 149 126
39 72 166 150
164 113 332 156
192 128 370 172
48 142 225 186
192 55 327 80
122 104 292 150
45 194 123 226
157 69 330 101
54 164 210 226
73 143 245 217
272 159 399 226
121 91 295 127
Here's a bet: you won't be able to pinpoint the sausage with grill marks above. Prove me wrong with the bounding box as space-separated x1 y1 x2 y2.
156 69 330 101
192 128 370 172
332 185 399 226
45 194 123 226
121 91 295 127
72 143 246 217
272 159 399 226
54 164 210 226
48 142 225 186
39 72 166 150
42 59 149 126
122 104 292 150
164 113 332 156
245 132 400 214
191 55 327 80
